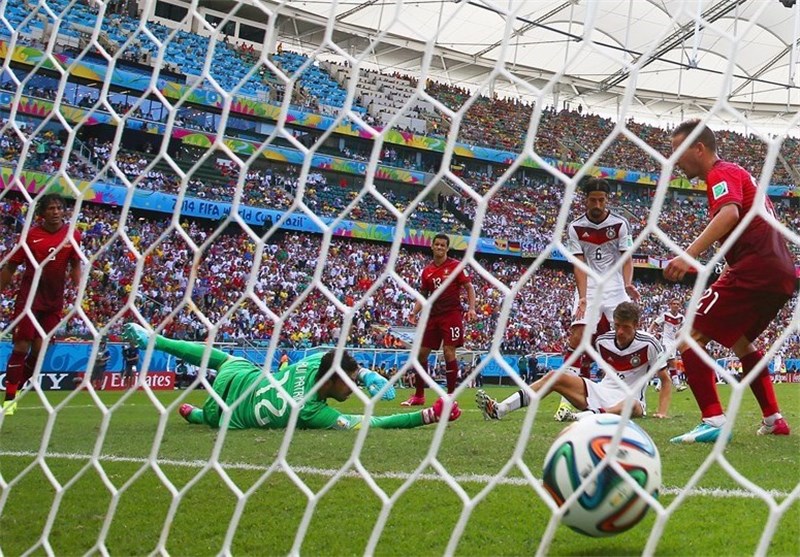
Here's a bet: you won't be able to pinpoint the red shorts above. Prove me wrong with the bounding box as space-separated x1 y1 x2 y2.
12 309 62 343
693 281 791 348
421 311 465 349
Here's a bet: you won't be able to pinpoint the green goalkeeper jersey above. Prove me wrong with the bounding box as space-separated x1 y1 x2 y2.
202 354 425 430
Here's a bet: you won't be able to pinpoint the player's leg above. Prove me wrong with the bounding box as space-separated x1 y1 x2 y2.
730 335 790 436
20 311 60 388
402 318 442 406
122 322 230 369
179 403 205 424
3 314 38 415
595 397 646 419
675 286 791 443
669 330 730 444
441 311 464 395
670 284 744 443
476 371 587 420
401 345 431 405
442 344 459 394
554 320 585 420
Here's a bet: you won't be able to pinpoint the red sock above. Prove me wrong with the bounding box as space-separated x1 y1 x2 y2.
445 360 459 394
741 350 779 417
681 348 724 418
22 354 37 385
4 352 27 401
415 359 426 398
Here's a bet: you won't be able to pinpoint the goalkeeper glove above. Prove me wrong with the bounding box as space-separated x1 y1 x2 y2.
357 368 396 401
421 397 462 425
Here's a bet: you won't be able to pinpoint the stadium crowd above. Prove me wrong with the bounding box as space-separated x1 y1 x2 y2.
1 199 797 361
4 124 799 264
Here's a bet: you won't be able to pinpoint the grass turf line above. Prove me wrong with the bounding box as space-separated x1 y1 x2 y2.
0 384 797 556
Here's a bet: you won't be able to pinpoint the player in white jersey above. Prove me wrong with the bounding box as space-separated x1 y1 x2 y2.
648 298 688 391
554 178 641 420
476 302 672 421
566 178 640 333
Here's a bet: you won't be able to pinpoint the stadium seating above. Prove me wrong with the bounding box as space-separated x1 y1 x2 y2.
1 201 796 360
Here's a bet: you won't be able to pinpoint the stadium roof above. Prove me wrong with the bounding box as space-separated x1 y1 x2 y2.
215 0 800 131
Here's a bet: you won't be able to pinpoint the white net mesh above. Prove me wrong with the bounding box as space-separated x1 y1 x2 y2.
1 0 799 555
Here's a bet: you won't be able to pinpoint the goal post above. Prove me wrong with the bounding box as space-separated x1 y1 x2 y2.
1 1 799 555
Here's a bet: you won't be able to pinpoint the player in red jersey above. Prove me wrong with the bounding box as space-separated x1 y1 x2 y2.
1 194 82 415
402 234 476 406
665 120 795 443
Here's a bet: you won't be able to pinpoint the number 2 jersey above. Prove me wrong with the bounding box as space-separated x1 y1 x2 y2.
203 353 426 430
8 223 82 313
566 211 633 304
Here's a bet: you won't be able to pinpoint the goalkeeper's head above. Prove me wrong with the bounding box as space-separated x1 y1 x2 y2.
316 349 360 402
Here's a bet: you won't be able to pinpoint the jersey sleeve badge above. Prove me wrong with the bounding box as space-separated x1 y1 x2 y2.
711 181 729 200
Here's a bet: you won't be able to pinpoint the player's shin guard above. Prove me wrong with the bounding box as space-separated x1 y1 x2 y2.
681 348 724 419
741 350 780 417
445 360 458 394
4 352 26 401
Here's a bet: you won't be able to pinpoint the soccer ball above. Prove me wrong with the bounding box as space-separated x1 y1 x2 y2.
542 414 661 537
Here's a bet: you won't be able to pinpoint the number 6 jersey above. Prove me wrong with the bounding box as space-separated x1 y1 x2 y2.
566 211 633 303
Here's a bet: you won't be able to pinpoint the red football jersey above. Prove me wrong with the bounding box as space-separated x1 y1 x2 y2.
9 224 82 312
705 160 795 294
420 257 470 314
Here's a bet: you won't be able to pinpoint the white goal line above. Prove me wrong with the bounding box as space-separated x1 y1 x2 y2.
0 450 790 500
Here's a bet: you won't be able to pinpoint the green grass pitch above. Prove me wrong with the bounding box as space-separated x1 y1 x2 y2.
1 383 798 556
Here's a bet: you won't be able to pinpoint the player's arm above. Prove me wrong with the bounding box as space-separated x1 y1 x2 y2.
463 281 477 321
653 366 672 418
68 258 82 287
357 367 396 400
409 299 423 325
647 315 661 335
572 254 588 318
0 261 20 291
306 399 461 430
621 256 640 302
665 203 739 281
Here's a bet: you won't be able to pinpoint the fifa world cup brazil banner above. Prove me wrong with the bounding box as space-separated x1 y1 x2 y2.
0 167 565 259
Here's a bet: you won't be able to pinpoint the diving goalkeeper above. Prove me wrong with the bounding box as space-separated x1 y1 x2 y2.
123 323 461 430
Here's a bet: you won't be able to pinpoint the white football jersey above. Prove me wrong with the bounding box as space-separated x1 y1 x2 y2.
566 211 633 300
595 331 664 404
653 311 685 345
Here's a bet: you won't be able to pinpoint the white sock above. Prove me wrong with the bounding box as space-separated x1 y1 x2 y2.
763 413 782 426
703 415 727 428
499 389 530 418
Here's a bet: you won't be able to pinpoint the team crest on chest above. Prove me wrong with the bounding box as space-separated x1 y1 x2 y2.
605 227 617 239
630 354 641 367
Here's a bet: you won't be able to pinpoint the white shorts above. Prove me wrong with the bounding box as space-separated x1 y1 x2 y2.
571 291 630 333
582 378 646 415
663 342 678 361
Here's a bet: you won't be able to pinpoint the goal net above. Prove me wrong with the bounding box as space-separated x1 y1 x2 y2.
1 0 798 555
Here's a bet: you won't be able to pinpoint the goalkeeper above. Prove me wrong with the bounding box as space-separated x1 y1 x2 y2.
123 323 461 430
